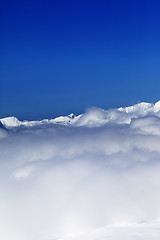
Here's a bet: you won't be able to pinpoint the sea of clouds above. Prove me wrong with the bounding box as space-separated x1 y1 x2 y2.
0 102 160 240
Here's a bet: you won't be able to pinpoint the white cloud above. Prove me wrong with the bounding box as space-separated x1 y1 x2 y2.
0 101 160 239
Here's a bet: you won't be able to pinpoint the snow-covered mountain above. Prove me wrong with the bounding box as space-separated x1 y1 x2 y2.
0 113 82 129
1 100 160 129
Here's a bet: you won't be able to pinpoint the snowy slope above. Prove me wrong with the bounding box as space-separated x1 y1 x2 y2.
1 100 160 128
0 114 82 129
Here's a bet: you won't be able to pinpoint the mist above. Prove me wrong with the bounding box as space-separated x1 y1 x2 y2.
0 104 160 239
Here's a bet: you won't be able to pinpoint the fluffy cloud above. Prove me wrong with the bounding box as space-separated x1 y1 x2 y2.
0 101 160 239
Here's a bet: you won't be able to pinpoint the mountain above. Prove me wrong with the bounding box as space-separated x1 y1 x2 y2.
118 100 160 113
0 114 82 129
1 100 160 129
0 120 5 129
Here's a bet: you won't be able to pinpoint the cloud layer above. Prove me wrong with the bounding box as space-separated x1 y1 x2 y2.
0 101 160 239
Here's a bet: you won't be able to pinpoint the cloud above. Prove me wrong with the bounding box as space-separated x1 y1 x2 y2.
0 102 160 239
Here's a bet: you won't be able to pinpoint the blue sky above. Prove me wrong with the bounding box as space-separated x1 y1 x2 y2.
1 0 160 120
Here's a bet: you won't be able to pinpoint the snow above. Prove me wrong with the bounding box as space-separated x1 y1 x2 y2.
1 116 22 127
0 114 82 128
153 100 160 112
1 100 160 129
118 102 153 113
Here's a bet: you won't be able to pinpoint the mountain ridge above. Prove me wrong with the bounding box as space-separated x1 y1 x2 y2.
1 100 160 129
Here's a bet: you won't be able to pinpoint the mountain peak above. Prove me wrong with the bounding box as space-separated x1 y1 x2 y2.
1 100 160 129
0 116 21 128
154 100 160 112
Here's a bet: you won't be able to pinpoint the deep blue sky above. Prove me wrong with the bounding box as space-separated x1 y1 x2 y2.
1 0 160 120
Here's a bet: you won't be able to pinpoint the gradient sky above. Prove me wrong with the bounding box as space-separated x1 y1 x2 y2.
1 0 160 120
